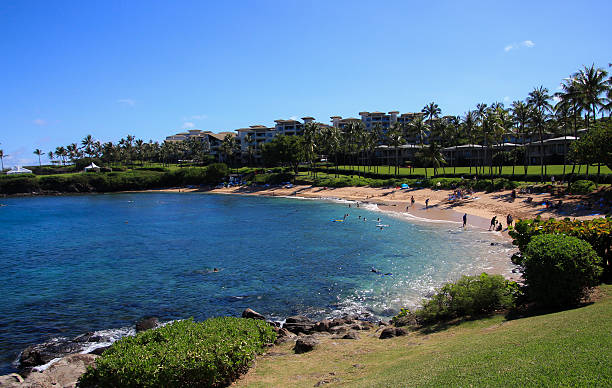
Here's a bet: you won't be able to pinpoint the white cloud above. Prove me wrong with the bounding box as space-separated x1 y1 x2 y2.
33 118 47 126
504 40 535 52
182 122 195 129
117 98 135 107
503 96 511 103
289 116 298 120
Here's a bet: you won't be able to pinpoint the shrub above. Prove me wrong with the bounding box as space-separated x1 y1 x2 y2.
0 175 39 194
570 179 596 194
509 217 612 281
413 273 517 325
79 317 276 388
205 163 229 183
518 234 602 307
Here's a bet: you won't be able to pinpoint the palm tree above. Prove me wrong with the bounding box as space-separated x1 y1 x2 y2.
462 111 477 175
387 125 403 177
221 134 237 169
244 133 255 167
33 149 43 167
47 151 55 165
135 139 145 165
55 146 67 165
0 149 5 171
422 102 441 122
527 86 552 180
302 123 319 177
573 64 609 126
81 134 95 158
511 100 531 176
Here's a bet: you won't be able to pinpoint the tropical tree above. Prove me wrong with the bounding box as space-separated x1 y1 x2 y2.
0 149 5 171
55 146 67 165
422 102 441 124
220 134 237 168
244 133 255 167
511 100 532 175
387 124 403 177
33 149 43 167
462 111 477 174
47 151 55 165
573 64 609 126
527 86 552 180
81 134 95 158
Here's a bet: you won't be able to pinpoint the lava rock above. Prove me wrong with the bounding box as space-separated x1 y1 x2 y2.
294 336 319 354
19 339 83 370
379 327 408 339
135 317 159 332
285 315 315 334
314 319 331 332
242 308 265 320
342 331 360 340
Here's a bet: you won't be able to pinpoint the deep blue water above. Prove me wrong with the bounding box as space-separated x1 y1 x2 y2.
0 193 513 373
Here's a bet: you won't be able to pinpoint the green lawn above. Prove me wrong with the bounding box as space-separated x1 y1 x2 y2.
323 164 612 177
238 285 612 387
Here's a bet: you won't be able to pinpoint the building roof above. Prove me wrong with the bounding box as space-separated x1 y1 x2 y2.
330 116 342 119
274 119 300 124
388 111 399 114
301 116 315 120
339 117 361 122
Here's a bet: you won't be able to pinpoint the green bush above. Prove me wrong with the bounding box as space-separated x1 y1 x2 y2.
518 234 602 307
79 317 276 388
570 179 596 194
0 175 39 194
510 217 612 281
205 163 229 183
413 273 517 325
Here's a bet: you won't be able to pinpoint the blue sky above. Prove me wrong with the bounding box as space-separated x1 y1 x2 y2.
1 0 611 166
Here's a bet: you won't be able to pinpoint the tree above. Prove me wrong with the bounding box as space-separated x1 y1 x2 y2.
220 134 238 168
573 64 609 126
569 121 612 176
422 102 441 124
47 151 55 165
0 149 5 171
261 135 306 175
511 100 532 176
462 111 477 174
556 76 585 176
387 125 403 177
244 133 255 167
33 149 43 167
55 146 67 165
81 135 95 158
527 86 552 180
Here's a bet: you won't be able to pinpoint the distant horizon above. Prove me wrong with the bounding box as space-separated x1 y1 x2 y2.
1 0 611 166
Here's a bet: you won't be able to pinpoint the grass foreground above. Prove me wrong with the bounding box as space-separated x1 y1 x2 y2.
235 285 612 387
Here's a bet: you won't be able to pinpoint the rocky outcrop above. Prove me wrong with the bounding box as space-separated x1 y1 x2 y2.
19 340 84 372
342 331 360 340
293 336 319 354
135 317 159 332
1 354 97 388
379 326 408 339
242 308 265 320
284 315 315 334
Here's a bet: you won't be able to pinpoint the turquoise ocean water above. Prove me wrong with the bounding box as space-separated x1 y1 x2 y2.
0 193 513 373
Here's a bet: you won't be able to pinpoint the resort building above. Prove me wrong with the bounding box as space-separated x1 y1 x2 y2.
359 111 399 130
330 116 362 129
525 136 577 165
235 125 276 161
164 129 236 161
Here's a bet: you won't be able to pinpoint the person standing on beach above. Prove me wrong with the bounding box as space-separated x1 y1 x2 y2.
506 214 513 228
489 216 497 230
411 196 415 207
463 213 467 228
425 198 429 209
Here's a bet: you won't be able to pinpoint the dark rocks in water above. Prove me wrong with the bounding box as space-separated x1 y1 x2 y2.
89 345 111 356
293 336 318 354
242 308 265 320
135 317 159 332
379 326 408 339
342 331 360 340
284 315 315 334
19 339 84 371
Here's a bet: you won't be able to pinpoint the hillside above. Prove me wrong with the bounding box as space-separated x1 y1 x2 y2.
236 285 612 387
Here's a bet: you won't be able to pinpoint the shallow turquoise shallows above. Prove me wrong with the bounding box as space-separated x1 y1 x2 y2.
0 193 512 373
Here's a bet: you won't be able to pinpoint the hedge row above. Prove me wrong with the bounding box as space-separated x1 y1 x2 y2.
0 164 228 195
79 317 276 387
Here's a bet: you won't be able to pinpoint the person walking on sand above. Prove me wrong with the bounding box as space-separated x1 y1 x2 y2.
425 198 430 209
506 214 513 228
463 213 467 228
411 196 415 207
489 216 497 231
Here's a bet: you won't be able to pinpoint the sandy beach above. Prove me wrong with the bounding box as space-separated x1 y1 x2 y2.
147 185 606 235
